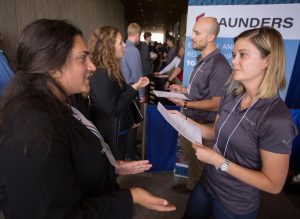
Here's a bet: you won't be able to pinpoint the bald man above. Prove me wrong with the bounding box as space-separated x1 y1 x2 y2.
169 17 231 192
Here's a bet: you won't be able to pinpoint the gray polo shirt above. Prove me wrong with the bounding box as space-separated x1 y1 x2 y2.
203 93 298 215
184 49 231 123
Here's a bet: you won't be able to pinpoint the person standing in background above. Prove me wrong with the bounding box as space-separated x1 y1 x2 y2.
121 23 145 160
89 25 149 160
165 35 177 65
140 31 153 77
169 17 231 192
121 23 146 102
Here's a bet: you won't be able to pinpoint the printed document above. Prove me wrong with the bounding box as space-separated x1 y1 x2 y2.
157 102 202 144
153 90 190 100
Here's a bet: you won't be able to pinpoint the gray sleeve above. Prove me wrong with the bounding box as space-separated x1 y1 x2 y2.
178 58 184 69
258 106 298 154
208 60 231 97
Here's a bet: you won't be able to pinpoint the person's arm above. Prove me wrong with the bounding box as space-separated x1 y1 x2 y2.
130 188 176 211
90 69 138 117
192 112 297 194
163 66 182 90
131 77 150 90
226 150 289 194
168 96 221 112
164 58 184 90
168 110 217 141
193 144 290 194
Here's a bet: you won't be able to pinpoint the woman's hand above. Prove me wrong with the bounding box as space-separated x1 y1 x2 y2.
132 123 140 129
115 160 152 175
192 143 225 167
130 187 176 212
131 77 150 90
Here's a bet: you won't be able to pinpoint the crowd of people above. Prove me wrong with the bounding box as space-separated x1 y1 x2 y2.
0 15 298 219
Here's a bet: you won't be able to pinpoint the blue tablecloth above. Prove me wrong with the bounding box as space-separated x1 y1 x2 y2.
146 105 179 171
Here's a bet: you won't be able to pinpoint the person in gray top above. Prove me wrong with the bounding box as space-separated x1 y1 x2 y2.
121 23 145 160
169 17 231 192
180 27 298 219
166 35 177 65
121 23 146 102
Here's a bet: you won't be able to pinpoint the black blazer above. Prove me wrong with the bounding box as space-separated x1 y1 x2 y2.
90 68 138 148
0 104 133 219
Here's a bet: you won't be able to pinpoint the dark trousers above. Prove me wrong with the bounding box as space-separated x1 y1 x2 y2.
126 127 140 159
183 181 258 219
116 132 128 160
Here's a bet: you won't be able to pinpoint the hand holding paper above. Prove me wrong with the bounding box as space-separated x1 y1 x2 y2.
153 90 190 100
157 102 202 144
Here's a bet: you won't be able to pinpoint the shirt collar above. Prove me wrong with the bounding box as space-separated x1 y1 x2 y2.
126 39 136 47
196 48 221 64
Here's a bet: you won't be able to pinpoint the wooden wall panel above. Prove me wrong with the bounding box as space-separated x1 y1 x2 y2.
0 0 125 63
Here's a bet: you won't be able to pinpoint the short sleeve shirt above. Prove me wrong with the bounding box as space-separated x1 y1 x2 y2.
203 93 298 215
178 58 184 69
184 49 231 123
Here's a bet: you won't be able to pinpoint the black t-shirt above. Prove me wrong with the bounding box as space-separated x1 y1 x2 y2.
203 93 298 214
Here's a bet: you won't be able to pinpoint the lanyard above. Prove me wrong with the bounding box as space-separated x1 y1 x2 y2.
71 106 118 167
187 61 206 94
215 94 258 157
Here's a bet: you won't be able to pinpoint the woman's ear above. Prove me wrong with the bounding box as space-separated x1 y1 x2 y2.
263 54 270 70
50 69 62 78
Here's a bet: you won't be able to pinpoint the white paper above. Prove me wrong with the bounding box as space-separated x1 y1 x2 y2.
157 102 202 144
153 90 190 100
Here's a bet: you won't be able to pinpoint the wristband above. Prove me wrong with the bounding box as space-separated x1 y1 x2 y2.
167 79 172 83
183 101 188 110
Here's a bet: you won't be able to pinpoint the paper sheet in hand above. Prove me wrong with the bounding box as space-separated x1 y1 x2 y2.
153 90 190 100
157 102 202 144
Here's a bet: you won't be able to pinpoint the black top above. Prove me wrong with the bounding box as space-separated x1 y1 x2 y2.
140 41 152 76
0 102 133 219
203 93 298 214
90 68 138 132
